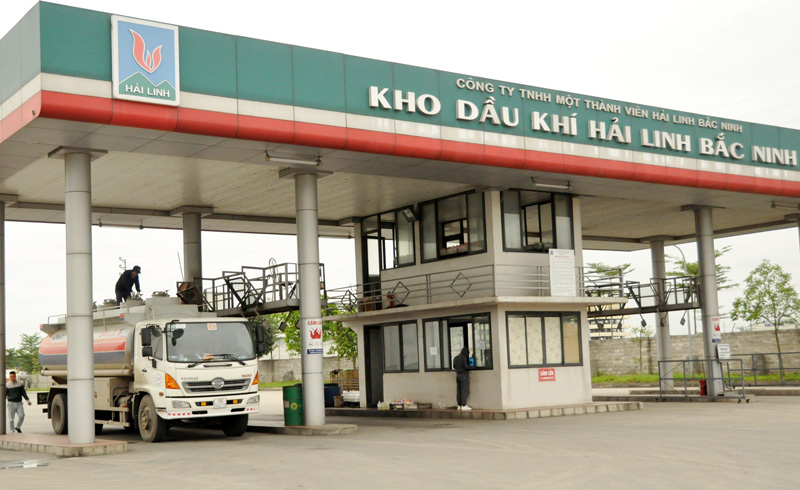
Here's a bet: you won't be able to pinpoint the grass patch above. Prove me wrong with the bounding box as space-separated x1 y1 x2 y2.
259 380 301 389
593 372 800 384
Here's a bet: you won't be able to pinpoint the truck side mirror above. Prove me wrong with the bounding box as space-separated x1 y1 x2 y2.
142 346 153 358
255 324 266 356
141 328 152 347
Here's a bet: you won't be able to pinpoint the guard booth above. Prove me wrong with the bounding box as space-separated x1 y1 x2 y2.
1 2 799 438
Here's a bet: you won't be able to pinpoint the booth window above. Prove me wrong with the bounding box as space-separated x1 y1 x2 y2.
423 314 492 371
506 312 581 367
501 190 573 252
380 321 419 373
420 191 486 262
361 207 416 272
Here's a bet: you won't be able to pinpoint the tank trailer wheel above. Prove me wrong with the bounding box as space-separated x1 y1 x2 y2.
51 393 68 435
138 395 168 443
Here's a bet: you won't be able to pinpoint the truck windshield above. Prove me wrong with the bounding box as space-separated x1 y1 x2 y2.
167 322 254 362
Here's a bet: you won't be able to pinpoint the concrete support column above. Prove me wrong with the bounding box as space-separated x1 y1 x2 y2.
183 212 202 283
295 171 325 426
0 203 6 435
650 240 673 390
64 151 95 443
693 206 724 396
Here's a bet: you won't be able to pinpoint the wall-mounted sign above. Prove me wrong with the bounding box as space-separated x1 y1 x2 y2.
305 319 323 355
111 15 179 106
711 317 722 343
549 249 577 296
539 368 556 382
716 343 731 359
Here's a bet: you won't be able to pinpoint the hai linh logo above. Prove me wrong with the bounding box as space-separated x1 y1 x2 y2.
112 15 180 106
130 29 162 74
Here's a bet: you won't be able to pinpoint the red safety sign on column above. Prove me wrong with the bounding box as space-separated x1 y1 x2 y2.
306 319 323 354
711 316 722 343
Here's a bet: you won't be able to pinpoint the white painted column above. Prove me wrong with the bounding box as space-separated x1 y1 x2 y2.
0 203 6 435
65 151 95 443
295 171 325 426
183 212 202 283
650 240 673 390
693 207 724 396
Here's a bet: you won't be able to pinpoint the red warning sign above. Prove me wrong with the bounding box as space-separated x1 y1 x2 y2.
539 368 556 382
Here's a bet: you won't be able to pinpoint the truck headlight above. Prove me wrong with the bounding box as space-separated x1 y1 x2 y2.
247 395 260 405
172 400 191 409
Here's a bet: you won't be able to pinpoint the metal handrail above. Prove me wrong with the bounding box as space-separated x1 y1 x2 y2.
327 264 625 313
658 358 747 400
198 262 326 313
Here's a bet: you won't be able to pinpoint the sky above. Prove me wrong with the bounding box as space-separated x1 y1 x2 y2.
2 0 800 346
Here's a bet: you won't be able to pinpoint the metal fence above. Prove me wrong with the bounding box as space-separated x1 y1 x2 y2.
728 351 800 386
658 358 747 400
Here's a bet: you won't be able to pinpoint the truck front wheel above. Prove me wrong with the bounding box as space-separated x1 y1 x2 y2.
221 414 249 437
51 393 68 435
138 395 167 443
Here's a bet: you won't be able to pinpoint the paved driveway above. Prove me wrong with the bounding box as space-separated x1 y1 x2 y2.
1 391 797 489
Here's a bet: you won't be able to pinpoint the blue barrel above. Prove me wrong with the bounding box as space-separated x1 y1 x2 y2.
324 383 341 407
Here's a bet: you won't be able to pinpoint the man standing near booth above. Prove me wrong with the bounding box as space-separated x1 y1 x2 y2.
115 265 142 305
453 346 472 411
6 371 31 433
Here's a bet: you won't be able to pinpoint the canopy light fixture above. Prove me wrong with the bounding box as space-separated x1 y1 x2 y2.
530 178 571 191
401 206 417 222
771 201 800 211
265 152 321 166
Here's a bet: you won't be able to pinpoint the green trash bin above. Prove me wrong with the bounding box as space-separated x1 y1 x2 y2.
283 384 304 426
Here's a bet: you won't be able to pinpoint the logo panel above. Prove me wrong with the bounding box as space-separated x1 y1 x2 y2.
112 15 180 106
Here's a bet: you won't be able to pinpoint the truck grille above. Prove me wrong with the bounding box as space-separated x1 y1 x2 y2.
182 378 250 393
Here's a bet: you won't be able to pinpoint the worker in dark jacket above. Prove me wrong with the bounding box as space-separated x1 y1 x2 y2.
453 346 472 411
115 265 142 305
6 371 31 433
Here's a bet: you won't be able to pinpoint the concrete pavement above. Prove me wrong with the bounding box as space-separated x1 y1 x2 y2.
1 390 798 488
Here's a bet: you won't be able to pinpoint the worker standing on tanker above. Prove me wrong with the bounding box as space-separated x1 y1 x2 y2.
115 265 142 305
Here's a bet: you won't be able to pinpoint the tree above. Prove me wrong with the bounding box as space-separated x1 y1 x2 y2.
5 333 43 374
667 245 737 291
585 262 634 278
630 322 654 373
247 315 279 357
731 260 800 377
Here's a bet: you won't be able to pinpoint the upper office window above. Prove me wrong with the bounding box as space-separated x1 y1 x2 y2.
501 190 573 253
361 207 416 271
420 192 486 262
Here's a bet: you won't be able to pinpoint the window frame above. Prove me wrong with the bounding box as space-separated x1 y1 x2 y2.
500 190 573 253
420 191 487 263
422 313 493 372
371 321 420 374
505 312 583 368
361 206 417 272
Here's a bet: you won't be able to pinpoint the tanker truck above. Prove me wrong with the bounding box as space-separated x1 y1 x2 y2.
37 294 266 442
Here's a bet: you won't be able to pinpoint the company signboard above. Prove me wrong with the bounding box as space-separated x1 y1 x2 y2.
364 79 799 172
2 4 799 182
111 15 179 106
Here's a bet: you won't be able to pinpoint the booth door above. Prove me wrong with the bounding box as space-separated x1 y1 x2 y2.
364 326 384 407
